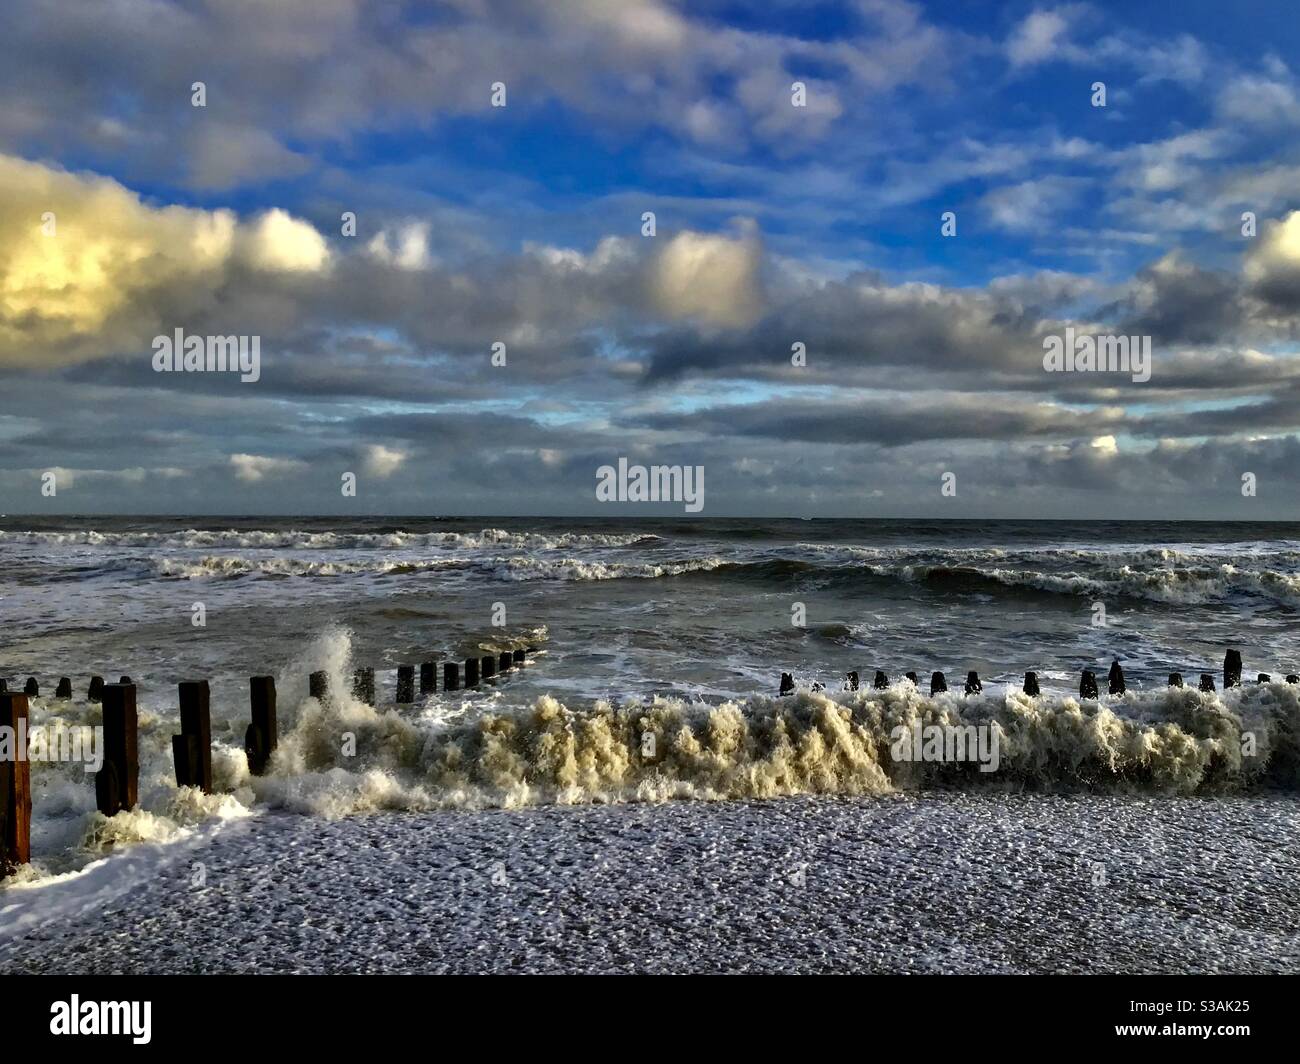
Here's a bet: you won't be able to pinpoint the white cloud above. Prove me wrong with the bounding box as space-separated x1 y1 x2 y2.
229 453 306 482
366 223 432 271
239 208 331 273
1007 10 1073 67
0 155 328 368
362 444 407 478
650 226 764 328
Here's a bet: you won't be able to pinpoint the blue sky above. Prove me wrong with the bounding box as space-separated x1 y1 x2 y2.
2 0 1300 517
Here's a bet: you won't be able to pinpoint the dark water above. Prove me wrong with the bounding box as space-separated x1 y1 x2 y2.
2 516 1297 704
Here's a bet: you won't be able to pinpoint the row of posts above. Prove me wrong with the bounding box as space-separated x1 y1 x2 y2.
326 648 529 708
2 649 532 877
778 649 1291 698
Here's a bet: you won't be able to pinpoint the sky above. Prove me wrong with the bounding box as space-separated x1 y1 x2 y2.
3 0 1300 518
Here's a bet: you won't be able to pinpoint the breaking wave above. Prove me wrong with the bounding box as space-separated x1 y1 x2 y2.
261 681 1299 817
125 552 1300 605
154 554 730 581
0 528 660 551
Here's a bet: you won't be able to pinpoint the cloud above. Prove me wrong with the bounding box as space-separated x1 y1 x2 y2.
1006 10 1075 67
229 453 307 482
1245 210 1300 310
0 155 329 369
982 177 1084 233
362 444 407 478
649 226 764 328
0 0 959 187
239 209 332 273
366 223 432 271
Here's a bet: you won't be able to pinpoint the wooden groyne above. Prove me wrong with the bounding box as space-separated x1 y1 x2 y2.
0 645 536 877
1 644 1278 879
779 649 1291 699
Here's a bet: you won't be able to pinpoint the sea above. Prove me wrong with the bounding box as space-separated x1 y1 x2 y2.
1 516 1298 972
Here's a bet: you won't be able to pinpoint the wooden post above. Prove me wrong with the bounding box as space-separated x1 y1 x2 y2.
1023 672 1040 696
778 672 794 696
1079 670 1098 699
87 675 104 702
1108 660 1125 695
419 662 437 696
965 671 982 695
873 670 888 689
174 680 213 793
352 667 374 706
498 652 513 673
1199 674 1216 693
481 655 496 680
1288 674 1299 684
845 671 859 691
443 662 460 691
905 672 918 685
0 692 31 876
1168 672 1184 687
23 678 38 697
1258 673 1272 684
246 675 277 776
464 658 480 686
119 676 132 685
1224 649 1242 689
309 670 329 701
171 734 199 790
396 665 415 703
55 677 72 699
930 671 947 695
512 649 526 666
97 683 138 815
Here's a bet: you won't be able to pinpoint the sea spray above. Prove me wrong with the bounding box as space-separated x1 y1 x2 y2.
251 679 1300 816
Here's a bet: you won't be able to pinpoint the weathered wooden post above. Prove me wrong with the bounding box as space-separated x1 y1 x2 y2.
246 676 277 776
778 672 794 696
464 658 480 686
965 671 982 695
87 675 104 703
309 670 329 701
1199 673 1216 693
1168 672 1184 687
930 671 947 695
0 692 31 876
172 680 213 793
1288 674 1299 684
419 662 437 696
498 652 513 673
96 683 138 816
873 670 888 689
1258 673 1272 684
905 672 918 685
1224 650 1242 689
1023 672 1040 696
1108 660 1125 695
396 665 415 703
443 662 460 691
845 671 859 691
512 649 526 666
352 667 375 706
23 678 38 697
55 677 72 699
119 676 132 685
1079 670 1098 699
481 655 496 680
